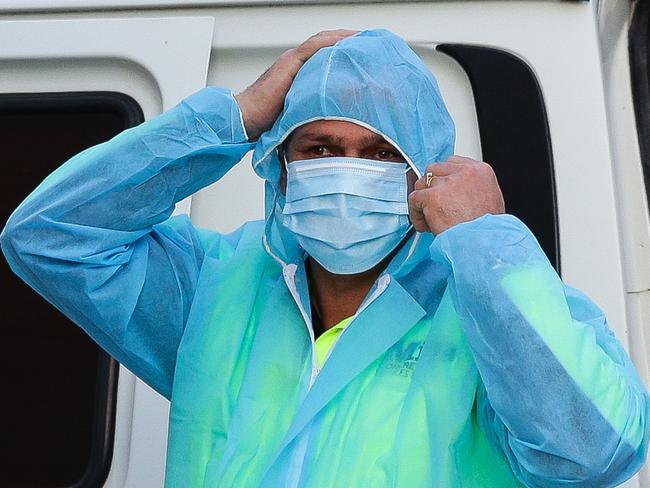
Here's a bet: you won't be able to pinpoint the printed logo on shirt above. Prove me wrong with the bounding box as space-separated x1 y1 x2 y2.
381 342 425 378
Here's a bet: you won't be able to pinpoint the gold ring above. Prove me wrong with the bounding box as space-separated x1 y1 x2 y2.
425 172 434 188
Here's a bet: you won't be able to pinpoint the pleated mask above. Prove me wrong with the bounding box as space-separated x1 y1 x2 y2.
281 156 411 274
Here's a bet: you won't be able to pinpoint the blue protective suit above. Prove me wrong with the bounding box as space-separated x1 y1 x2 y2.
1 29 649 487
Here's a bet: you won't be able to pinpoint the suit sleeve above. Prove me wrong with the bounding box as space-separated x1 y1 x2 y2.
429 213 650 487
0 87 254 399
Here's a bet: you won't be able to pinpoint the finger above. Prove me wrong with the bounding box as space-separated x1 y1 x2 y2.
414 176 426 191
448 155 477 164
419 158 484 181
413 163 456 190
414 174 444 191
415 172 449 191
320 29 359 38
296 30 359 60
408 190 432 233
447 155 490 168
312 29 359 41
424 162 460 177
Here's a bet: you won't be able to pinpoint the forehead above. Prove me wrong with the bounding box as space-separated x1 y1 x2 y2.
288 120 392 147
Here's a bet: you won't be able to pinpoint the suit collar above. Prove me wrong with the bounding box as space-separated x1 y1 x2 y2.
273 276 427 457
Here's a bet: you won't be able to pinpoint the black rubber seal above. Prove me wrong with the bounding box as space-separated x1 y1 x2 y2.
630 0 650 213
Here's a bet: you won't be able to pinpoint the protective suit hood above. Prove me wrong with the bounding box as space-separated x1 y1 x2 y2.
251 29 455 267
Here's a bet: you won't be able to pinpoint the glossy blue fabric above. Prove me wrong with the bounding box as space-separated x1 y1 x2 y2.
1 29 649 487
283 157 411 274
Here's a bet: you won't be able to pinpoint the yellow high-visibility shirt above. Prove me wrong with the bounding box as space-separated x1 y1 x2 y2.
314 316 353 368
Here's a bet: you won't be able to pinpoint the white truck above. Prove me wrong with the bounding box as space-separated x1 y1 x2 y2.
1 0 648 486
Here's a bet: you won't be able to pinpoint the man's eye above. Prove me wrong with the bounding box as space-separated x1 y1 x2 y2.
310 146 331 157
376 150 400 161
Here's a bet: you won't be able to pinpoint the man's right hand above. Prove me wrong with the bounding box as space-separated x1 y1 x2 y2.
235 29 358 141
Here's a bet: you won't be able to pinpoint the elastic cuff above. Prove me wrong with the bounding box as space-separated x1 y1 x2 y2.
180 86 249 144
429 213 533 264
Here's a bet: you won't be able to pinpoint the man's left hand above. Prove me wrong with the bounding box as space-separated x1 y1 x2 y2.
408 155 505 235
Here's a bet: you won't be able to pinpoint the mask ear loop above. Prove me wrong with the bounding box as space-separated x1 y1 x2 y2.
403 159 422 178
278 145 289 172
401 163 416 236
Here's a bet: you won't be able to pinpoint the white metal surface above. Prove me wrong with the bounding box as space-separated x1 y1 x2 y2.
598 0 650 294
598 3 650 483
0 0 571 13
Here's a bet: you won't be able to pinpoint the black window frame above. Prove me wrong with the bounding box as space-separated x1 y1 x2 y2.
1 91 144 488
630 0 650 213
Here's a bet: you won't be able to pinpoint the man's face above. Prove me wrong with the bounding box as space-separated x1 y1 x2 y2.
280 120 418 194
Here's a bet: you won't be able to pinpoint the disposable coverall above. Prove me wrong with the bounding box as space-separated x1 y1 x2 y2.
1 29 649 487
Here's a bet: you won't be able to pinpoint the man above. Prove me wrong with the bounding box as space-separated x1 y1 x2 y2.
1 29 648 487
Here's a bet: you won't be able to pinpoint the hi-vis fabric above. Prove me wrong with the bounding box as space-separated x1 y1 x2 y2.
2 30 649 487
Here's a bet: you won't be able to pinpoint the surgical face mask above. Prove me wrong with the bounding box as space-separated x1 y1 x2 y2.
281 156 412 275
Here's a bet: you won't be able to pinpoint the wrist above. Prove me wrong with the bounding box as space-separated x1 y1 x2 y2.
234 91 261 141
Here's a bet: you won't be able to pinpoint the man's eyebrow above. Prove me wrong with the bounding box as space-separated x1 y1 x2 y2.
293 133 346 146
295 131 390 146
360 133 393 146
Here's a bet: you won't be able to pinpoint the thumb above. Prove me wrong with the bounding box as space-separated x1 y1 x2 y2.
408 190 431 233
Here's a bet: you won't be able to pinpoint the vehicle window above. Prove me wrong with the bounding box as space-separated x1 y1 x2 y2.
0 92 143 488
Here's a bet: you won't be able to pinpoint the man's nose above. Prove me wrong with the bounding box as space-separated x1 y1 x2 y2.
342 149 363 158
